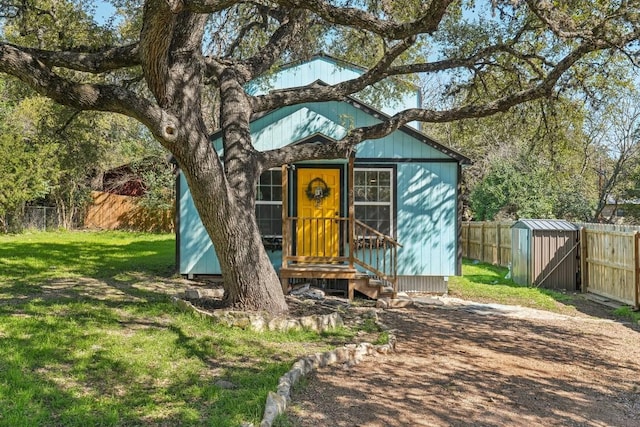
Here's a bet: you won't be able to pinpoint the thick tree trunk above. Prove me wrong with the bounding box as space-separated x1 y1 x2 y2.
138 3 288 314
212 204 288 314
184 166 289 314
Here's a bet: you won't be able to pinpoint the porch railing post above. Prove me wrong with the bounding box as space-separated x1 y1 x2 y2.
634 231 639 310
281 164 289 269
348 154 355 269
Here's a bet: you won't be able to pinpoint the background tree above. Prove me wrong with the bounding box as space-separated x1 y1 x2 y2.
586 89 640 222
0 0 161 229
0 107 58 232
436 96 599 221
1 0 640 313
0 89 162 230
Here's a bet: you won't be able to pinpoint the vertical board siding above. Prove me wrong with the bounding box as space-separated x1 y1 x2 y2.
398 276 447 293
178 57 461 280
251 106 348 151
396 163 457 276
179 174 283 275
178 173 220 274
585 229 636 305
247 56 420 117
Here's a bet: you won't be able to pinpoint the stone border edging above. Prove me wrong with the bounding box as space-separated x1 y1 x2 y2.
258 332 396 427
172 297 343 332
171 297 397 427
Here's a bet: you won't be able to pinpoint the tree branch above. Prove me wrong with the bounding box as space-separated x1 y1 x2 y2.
14 43 141 73
0 43 171 144
180 0 240 13
274 0 453 39
326 38 615 148
259 138 353 169
251 36 416 112
524 0 594 39
242 9 307 79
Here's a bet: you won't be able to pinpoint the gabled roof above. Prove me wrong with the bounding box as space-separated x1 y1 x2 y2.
274 53 370 77
274 53 421 91
210 84 470 164
512 219 578 231
339 90 470 164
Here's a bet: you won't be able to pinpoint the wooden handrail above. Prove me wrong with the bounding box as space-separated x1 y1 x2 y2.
282 216 401 297
352 219 401 295
353 219 402 247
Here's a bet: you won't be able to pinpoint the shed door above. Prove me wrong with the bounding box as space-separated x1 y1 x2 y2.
296 168 341 257
512 228 530 285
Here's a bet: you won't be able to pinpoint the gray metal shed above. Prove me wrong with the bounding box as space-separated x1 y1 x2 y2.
511 219 580 291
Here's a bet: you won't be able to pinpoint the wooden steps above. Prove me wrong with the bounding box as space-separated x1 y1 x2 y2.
349 277 394 300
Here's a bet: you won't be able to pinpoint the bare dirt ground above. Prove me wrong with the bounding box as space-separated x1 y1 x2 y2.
286 297 640 427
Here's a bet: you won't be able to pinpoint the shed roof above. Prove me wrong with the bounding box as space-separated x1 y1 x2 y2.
512 219 578 231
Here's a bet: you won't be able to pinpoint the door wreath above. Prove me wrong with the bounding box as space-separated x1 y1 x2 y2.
305 177 331 207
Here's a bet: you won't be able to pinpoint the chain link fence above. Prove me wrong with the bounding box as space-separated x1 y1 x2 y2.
24 206 60 230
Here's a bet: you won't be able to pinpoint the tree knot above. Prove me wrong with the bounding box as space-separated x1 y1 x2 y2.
165 0 184 14
161 111 179 143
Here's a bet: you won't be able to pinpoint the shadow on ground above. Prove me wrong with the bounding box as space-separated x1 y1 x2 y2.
288 304 640 427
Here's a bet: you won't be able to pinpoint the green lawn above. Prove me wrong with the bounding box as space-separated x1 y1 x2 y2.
0 231 353 427
4 233 630 426
449 259 575 313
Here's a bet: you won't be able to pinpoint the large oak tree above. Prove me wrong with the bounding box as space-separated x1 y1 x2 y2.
1 0 639 314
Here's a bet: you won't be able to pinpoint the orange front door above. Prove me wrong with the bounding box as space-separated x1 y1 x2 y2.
296 168 341 257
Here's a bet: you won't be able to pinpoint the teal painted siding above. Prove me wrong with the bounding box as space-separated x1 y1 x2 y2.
179 161 459 277
396 163 458 276
249 57 362 94
177 57 465 278
247 101 448 159
179 173 283 275
179 103 460 277
251 106 347 151
248 56 420 118
178 172 219 274
356 132 451 159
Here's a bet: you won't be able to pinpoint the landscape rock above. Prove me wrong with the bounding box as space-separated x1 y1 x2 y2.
214 380 237 389
290 283 310 296
171 295 396 427
184 287 225 300
305 288 326 300
256 315 396 427
376 296 413 309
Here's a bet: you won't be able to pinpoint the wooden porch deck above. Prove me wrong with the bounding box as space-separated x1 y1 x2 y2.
280 263 394 301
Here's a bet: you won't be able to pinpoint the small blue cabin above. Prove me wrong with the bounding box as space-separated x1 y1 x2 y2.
177 55 470 298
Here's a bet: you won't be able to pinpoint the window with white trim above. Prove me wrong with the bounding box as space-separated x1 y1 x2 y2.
256 169 282 237
354 168 393 236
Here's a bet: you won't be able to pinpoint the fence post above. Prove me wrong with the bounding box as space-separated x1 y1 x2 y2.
480 221 484 262
466 222 471 258
496 223 501 266
580 227 588 293
634 232 639 310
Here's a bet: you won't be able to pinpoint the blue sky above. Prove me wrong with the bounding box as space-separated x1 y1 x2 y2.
94 1 117 25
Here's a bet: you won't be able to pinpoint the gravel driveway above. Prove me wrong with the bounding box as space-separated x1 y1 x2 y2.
285 297 640 426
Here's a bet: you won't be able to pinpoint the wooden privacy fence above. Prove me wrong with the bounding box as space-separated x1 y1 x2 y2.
85 191 174 233
580 228 640 307
461 221 640 308
461 221 513 267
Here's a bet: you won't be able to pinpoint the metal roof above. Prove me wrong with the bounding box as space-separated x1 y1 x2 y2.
511 219 579 231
